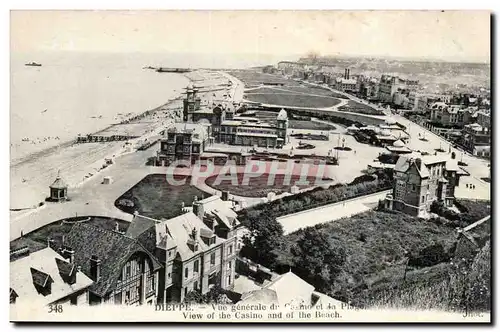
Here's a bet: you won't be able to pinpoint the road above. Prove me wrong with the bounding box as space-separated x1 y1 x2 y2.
277 190 390 235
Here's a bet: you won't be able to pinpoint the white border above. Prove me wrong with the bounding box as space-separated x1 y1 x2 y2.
2 1 497 331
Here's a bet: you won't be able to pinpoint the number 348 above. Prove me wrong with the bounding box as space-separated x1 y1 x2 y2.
48 304 63 313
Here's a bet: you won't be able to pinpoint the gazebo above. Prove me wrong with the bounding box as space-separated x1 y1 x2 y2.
49 171 68 202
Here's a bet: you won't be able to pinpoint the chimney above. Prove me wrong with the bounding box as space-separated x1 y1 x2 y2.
192 200 204 220
77 266 81 273
415 158 422 170
115 222 120 233
67 249 75 264
221 191 230 201
344 68 348 79
191 228 198 240
90 255 101 282
347 69 350 79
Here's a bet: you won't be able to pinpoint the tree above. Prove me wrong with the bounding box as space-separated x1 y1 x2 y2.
184 284 232 304
242 214 287 269
293 228 346 292
408 243 450 268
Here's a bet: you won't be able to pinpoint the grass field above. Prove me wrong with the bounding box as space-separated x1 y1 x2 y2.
115 174 209 219
283 85 347 98
289 120 336 131
228 70 300 87
338 100 385 116
244 93 342 108
205 173 332 198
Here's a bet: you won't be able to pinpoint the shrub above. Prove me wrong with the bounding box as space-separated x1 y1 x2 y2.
430 201 460 221
408 243 451 268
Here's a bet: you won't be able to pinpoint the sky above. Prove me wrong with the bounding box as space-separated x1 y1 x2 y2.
10 10 491 62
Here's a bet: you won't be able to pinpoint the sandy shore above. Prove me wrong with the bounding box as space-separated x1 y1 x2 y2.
10 70 235 210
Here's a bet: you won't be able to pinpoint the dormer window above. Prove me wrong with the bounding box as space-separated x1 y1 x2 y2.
187 238 198 252
30 268 54 296
200 228 215 245
10 288 18 304
55 257 76 285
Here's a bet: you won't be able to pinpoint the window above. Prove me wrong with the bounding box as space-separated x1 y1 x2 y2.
228 245 233 255
210 253 216 265
184 288 188 297
229 261 232 270
412 184 416 191
147 274 155 293
194 281 199 291
421 195 425 203
184 267 189 278
194 260 199 273
125 290 130 303
126 265 131 278
70 295 78 305
167 272 171 279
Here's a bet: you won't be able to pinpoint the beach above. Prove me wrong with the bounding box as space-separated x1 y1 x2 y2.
10 52 238 210
11 52 191 164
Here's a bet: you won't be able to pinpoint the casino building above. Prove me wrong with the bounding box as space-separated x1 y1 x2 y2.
182 84 289 148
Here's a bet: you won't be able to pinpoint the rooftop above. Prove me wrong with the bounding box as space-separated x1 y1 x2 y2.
64 222 162 297
10 247 94 306
155 212 224 262
50 174 68 190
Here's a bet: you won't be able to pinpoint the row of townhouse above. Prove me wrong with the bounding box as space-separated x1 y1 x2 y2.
10 195 242 307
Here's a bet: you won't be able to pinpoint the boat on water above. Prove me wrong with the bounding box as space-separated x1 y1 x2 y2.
25 62 42 67
156 67 191 73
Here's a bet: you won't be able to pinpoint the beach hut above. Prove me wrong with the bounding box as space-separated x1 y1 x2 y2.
49 171 68 202
102 176 113 185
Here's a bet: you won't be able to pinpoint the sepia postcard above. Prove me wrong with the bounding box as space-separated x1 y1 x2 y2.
9 10 491 323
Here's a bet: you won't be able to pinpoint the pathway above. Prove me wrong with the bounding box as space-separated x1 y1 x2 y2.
277 190 390 235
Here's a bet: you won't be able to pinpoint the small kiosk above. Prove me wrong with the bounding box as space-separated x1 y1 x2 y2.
49 171 68 202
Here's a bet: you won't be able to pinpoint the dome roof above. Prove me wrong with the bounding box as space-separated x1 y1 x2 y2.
393 139 405 148
277 109 288 120
50 175 67 190
186 82 194 90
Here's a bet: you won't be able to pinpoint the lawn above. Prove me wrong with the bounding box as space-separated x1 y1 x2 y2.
205 173 332 198
115 174 210 220
227 70 300 87
289 120 336 131
338 100 385 116
283 85 347 98
244 93 342 108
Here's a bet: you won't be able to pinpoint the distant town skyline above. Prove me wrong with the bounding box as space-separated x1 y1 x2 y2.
11 10 490 63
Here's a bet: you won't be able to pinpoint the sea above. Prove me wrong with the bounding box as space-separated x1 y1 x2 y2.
10 51 296 163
